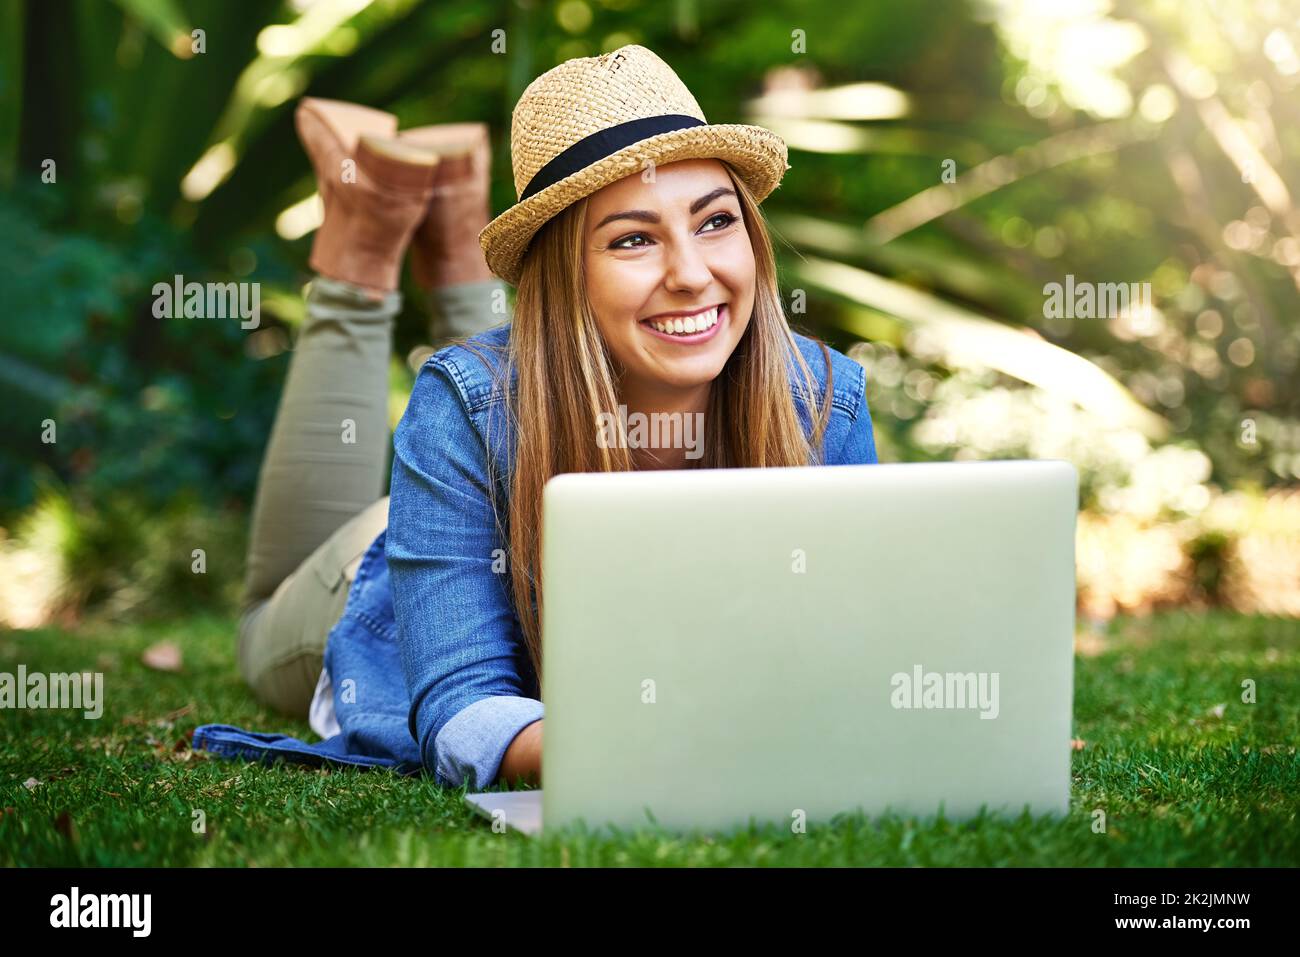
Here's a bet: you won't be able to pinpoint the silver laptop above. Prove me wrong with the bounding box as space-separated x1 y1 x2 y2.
465 459 1077 837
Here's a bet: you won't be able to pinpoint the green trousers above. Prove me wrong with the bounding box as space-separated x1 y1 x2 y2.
237 276 509 717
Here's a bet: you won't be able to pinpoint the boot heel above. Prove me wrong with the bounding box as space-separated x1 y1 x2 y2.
356 135 442 191
296 98 397 158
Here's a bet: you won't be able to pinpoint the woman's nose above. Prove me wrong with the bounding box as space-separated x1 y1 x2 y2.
661 235 713 292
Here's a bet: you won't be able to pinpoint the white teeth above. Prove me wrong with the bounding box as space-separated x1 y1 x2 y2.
649 305 720 335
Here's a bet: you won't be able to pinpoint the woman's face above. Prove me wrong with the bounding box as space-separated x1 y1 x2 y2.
582 158 755 394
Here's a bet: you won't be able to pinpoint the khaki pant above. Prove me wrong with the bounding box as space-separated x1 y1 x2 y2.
237 276 507 717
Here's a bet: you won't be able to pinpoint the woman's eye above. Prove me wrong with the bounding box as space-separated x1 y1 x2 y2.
610 212 737 249
702 212 737 231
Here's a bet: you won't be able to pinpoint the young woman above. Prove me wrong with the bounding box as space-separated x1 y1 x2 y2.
194 45 878 791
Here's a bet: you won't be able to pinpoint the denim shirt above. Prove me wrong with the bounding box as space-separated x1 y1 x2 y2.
193 323 878 788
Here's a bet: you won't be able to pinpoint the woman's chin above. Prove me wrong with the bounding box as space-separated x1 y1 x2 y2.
641 356 727 389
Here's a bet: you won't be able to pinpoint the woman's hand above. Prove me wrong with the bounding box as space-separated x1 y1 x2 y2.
497 719 543 788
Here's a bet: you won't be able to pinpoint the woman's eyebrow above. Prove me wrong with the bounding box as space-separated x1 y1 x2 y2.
592 187 737 231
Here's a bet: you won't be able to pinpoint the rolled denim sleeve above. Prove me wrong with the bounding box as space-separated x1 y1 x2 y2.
386 357 542 790
434 695 545 789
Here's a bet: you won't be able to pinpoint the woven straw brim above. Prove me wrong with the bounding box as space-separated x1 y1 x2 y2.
478 123 789 286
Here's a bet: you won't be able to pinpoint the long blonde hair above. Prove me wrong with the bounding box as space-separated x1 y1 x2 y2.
459 162 834 689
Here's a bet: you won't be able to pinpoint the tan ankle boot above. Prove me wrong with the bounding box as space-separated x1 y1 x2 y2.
295 98 440 294
398 123 494 290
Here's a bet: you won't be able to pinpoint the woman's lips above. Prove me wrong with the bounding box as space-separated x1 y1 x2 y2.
638 304 727 344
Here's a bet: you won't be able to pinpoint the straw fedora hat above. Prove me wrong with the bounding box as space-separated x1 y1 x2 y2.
478 44 790 286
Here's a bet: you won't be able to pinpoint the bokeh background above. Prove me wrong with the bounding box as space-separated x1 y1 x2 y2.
2 0 1299 631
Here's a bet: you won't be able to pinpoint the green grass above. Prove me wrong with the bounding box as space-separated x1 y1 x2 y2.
1 610 1297 866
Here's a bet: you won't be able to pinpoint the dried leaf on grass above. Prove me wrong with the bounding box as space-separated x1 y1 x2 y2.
141 641 183 673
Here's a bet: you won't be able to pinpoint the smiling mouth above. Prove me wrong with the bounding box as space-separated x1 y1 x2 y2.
639 304 725 337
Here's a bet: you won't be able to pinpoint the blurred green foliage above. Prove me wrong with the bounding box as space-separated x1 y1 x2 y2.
0 184 288 514
1 0 1299 620
6 482 245 622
